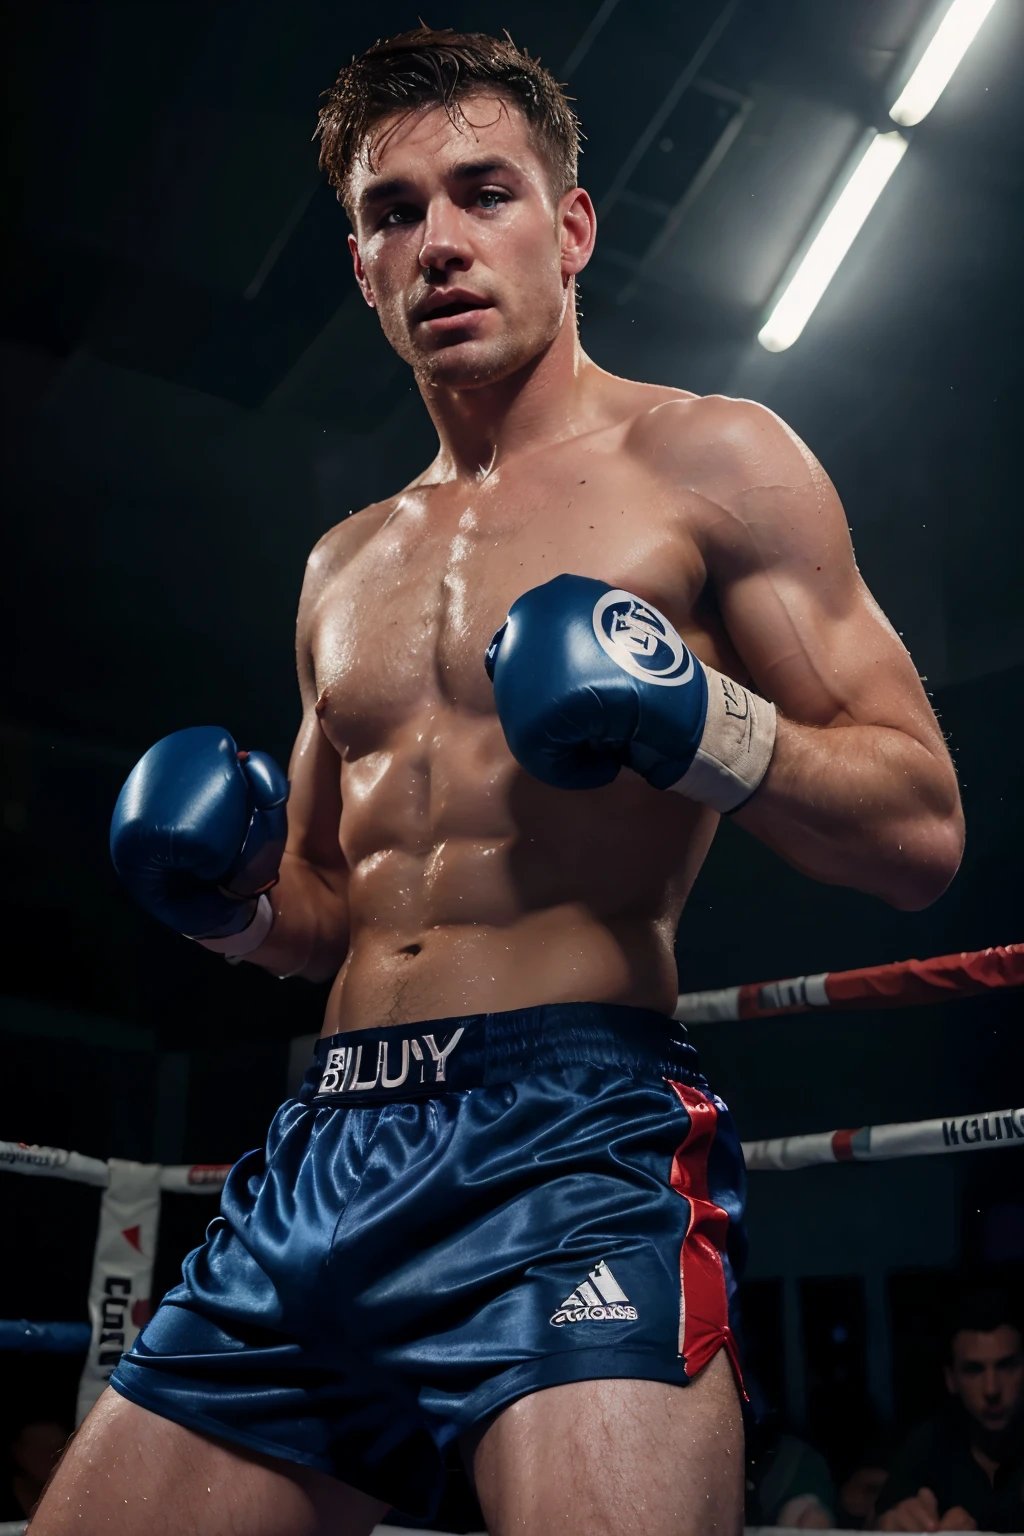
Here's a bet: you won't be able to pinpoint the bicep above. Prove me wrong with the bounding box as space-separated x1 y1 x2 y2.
700 413 944 753
283 700 344 876
285 546 345 877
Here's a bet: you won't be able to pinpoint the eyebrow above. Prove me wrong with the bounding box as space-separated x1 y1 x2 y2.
359 158 519 210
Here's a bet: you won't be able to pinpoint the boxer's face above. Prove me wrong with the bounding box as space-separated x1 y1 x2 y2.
945 1325 1024 1432
347 94 594 389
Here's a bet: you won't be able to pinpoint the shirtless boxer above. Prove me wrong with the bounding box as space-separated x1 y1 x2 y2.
33 28 964 1536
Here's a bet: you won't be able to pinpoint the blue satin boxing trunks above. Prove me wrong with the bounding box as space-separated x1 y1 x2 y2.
110 1001 747 1519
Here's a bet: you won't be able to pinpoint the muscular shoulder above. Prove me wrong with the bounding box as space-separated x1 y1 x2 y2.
625 392 825 509
294 498 395 685
302 500 391 595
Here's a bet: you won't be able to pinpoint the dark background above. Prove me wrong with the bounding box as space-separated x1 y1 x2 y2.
1 0 1021 1488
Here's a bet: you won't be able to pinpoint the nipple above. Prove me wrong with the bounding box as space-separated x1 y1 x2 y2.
315 691 328 718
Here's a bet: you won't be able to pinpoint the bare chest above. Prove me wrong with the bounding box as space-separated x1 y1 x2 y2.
311 454 714 760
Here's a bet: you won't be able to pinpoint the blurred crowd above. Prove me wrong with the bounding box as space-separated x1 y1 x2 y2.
745 1289 1023 1534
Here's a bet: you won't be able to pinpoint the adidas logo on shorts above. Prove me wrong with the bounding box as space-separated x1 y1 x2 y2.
549 1260 638 1326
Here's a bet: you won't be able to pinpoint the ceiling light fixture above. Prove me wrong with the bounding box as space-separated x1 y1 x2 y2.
757 131 908 353
757 0 998 353
890 0 997 128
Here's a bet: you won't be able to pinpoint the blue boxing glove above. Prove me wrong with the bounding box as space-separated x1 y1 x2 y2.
485 574 776 812
110 726 289 949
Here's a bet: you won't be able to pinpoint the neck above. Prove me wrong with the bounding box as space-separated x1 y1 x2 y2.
417 302 597 481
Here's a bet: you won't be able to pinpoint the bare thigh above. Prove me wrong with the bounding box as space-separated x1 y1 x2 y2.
28 1388 389 1536
471 1350 744 1536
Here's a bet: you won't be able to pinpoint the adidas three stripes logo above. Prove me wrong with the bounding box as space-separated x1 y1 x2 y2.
549 1260 639 1326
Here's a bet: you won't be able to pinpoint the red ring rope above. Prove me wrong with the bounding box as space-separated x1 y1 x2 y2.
674 942 1024 1023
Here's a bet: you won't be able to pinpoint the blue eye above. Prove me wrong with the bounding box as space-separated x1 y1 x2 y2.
477 190 508 210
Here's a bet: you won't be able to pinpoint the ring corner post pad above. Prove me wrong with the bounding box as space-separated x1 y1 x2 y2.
75 1159 162 1425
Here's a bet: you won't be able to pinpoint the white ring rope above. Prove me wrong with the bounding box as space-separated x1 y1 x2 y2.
743 1103 1024 1171
0 1142 231 1191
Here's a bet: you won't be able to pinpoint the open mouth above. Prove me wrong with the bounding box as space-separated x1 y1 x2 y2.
417 297 493 324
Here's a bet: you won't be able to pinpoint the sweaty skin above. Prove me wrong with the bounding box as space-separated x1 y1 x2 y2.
291 385 738 1027
247 93 963 1035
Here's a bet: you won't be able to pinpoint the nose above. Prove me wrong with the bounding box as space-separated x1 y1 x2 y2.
981 1368 1000 1400
419 198 472 280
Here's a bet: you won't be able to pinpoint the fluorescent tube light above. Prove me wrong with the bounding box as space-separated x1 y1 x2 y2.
758 131 908 353
890 0 997 128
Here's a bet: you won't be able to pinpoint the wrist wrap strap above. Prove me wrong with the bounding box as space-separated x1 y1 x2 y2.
669 664 776 813
190 893 275 957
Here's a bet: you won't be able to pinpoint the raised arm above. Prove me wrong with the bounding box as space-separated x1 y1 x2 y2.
682 396 963 909
241 542 349 981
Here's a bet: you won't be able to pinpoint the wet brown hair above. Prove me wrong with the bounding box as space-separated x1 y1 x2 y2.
316 27 581 219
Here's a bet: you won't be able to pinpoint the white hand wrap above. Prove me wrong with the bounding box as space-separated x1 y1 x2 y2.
669 663 777 813
190 892 275 956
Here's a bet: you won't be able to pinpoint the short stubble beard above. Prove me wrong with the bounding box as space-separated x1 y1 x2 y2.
388 276 570 394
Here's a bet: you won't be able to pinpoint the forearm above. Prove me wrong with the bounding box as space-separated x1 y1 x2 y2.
732 715 964 909
241 850 349 982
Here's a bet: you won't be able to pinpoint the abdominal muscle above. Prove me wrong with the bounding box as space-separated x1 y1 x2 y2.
318 706 717 1036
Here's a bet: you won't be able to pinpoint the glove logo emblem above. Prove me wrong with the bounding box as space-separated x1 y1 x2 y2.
592 591 695 687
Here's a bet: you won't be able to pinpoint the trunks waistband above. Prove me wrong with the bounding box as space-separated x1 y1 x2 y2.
303 1001 700 1107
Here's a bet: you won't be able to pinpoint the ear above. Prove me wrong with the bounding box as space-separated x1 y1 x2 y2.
944 1365 957 1395
559 188 597 279
349 233 376 309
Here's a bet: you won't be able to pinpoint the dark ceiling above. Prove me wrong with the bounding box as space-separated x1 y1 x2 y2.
3 0 1023 760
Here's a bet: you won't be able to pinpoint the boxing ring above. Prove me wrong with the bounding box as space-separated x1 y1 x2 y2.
1 940 1020 1534
673 941 1024 1169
